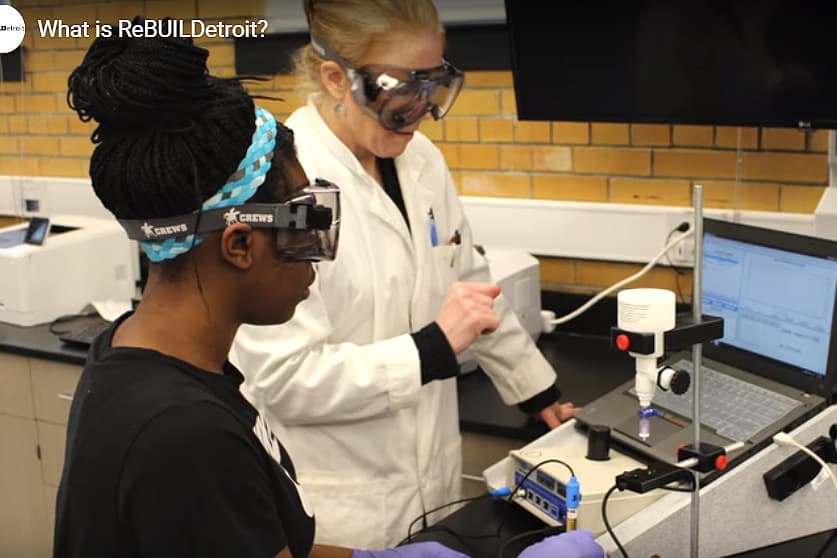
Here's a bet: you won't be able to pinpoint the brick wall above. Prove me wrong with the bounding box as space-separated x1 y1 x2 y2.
1 0 830 299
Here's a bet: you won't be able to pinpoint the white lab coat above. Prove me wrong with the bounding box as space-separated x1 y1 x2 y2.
230 101 557 549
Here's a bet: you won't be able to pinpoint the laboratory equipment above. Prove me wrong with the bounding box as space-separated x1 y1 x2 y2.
458 246 543 372
614 288 678 429
0 214 135 326
504 440 664 536
575 215 835 480
610 288 723 441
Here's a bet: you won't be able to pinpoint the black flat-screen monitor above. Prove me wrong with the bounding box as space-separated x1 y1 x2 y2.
504 0 836 129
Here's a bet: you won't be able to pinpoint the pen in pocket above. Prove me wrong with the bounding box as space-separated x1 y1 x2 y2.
449 229 461 267
428 209 438 247
450 245 460 268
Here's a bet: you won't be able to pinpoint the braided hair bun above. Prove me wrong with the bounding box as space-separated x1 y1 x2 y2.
67 17 256 220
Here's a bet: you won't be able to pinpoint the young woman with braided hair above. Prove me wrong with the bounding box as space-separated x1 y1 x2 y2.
53 21 471 558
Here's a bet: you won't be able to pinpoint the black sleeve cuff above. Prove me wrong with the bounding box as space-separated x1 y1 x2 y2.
517 384 563 415
411 322 460 385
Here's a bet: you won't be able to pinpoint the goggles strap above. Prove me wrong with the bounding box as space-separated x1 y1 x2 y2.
136 106 277 262
119 183 339 245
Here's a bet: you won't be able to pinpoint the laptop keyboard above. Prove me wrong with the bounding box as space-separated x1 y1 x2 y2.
649 359 802 442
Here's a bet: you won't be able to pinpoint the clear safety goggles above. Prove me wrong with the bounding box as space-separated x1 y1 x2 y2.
119 179 341 262
311 35 464 130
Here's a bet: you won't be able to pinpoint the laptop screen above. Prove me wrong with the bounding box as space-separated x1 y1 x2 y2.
703 225 837 379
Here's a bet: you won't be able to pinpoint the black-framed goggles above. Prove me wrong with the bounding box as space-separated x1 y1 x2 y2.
118 179 340 262
311 34 465 130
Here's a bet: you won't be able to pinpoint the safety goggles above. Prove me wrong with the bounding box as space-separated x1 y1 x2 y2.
311 34 464 130
118 180 340 262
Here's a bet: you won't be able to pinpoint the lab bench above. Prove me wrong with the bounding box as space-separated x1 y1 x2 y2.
451 334 837 558
1 322 835 557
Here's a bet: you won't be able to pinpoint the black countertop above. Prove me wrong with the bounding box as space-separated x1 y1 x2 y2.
457 331 634 440
0 320 88 365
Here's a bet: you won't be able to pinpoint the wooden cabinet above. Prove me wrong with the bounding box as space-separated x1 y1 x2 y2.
30 360 79 425
0 353 34 417
0 353 81 558
0 414 50 558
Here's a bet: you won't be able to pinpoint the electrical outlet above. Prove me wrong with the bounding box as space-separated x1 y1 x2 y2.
668 235 695 267
22 182 45 215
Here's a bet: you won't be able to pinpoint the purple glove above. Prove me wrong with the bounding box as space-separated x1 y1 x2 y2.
518 530 604 558
353 541 470 558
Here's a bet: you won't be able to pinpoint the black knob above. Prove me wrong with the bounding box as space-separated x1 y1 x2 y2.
586 424 611 461
670 369 691 395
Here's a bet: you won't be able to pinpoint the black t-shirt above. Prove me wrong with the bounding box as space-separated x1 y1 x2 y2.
53 317 315 558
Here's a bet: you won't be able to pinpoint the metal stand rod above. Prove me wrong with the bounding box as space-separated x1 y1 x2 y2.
690 185 704 558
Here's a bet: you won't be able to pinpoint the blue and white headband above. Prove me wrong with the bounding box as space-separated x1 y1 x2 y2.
138 106 277 262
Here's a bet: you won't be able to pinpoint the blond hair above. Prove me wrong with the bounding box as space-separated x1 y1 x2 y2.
295 0 445 97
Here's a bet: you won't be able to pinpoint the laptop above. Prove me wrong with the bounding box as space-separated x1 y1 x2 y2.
575 218 837 483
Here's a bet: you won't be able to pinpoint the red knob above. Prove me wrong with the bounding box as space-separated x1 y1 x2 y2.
616 334 630 351
715 455 728 470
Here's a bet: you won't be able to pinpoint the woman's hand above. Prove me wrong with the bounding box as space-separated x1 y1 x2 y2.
538 401 580 429
435 282 502 354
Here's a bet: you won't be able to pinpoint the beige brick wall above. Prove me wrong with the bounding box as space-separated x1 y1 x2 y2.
1 0 830 298
540 258 694 303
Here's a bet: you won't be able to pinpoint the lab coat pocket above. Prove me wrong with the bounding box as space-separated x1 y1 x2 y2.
431 244 460 287
420 245 460 325
297 472 389 548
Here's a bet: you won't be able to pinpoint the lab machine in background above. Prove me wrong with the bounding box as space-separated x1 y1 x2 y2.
0 214 135 326
484 246 543 340
458 246 543 373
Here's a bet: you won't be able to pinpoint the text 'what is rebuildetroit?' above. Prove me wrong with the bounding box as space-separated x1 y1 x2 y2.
37 18 270 39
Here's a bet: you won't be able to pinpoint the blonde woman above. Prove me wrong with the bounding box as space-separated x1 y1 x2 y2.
233 0 588 552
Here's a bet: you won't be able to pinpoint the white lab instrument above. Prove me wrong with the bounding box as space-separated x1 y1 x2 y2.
505 439 665 536
616 288 676 409
0 214 135 326
485 246 543 341
459 246 543 372
484 408 837 557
